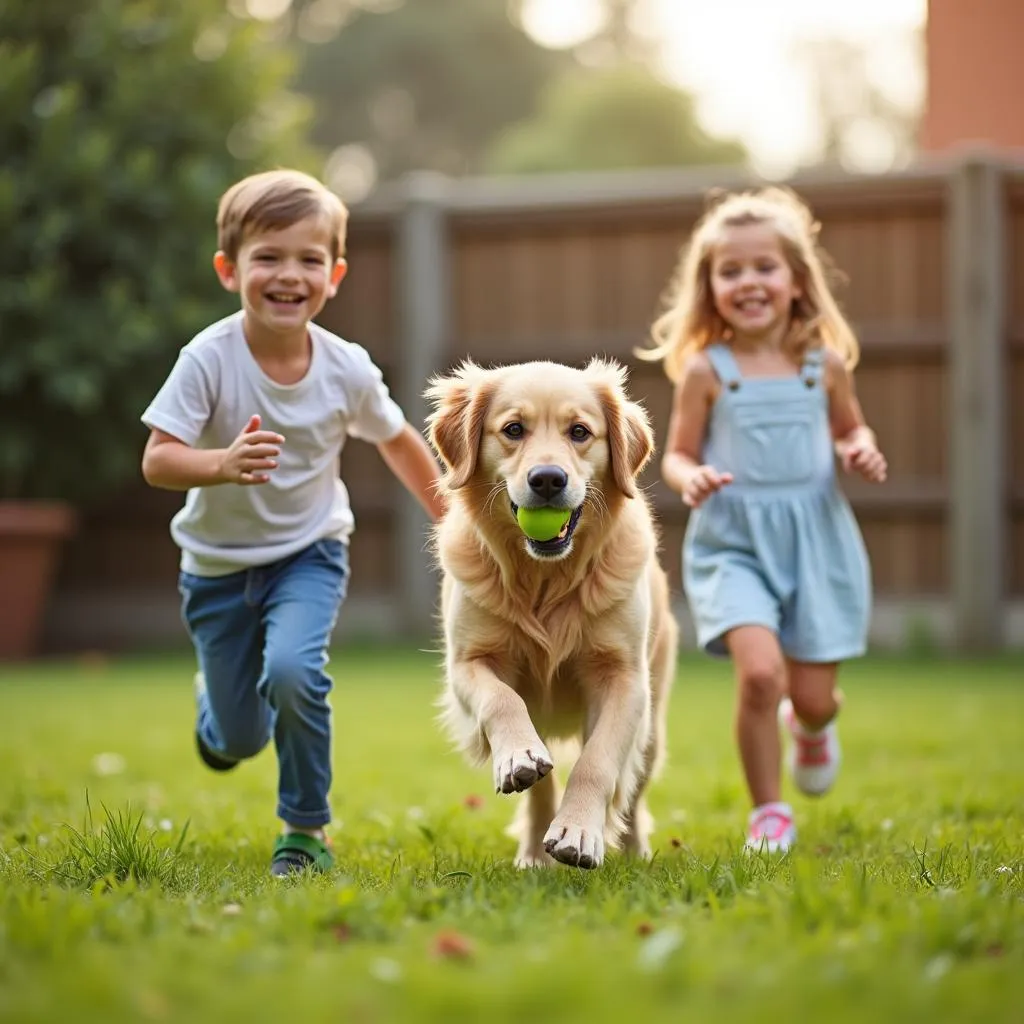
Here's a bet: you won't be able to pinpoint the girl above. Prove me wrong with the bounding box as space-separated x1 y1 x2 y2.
638 187 887 852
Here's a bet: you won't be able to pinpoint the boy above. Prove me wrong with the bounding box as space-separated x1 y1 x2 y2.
141 169 444 876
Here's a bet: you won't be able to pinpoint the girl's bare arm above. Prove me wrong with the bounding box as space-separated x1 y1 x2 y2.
661 354 732 507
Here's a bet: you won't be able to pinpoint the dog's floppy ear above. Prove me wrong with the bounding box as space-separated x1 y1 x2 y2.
424 361 494 490
587 358 654 499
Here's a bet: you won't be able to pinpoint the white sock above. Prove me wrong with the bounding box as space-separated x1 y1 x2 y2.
282 824 326 841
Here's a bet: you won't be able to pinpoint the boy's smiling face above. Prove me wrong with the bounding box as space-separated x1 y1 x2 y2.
214 215 347 346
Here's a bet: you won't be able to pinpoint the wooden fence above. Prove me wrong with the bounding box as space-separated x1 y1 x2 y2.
45 154 1024 652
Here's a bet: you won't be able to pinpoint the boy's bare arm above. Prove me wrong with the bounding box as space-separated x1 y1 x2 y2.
141 415 284 490
142 430 226 490
377 423 446 521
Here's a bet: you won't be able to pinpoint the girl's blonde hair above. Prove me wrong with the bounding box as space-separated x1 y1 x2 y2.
636 186 859 382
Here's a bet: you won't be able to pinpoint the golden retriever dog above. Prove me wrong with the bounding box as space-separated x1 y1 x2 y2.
425 359 678 869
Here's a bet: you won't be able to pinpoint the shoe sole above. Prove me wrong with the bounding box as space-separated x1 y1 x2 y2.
195 732 238 772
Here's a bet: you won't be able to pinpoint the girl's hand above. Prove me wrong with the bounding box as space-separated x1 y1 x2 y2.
826 353 887 484
682 465 733 508
841 441 887 483
219 414 285 485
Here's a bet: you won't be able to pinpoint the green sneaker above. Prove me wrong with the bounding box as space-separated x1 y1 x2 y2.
270 832 334 877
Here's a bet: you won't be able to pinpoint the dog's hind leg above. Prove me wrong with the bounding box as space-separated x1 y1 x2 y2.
508 771 560 868
619 763 656 859
621 610 678 858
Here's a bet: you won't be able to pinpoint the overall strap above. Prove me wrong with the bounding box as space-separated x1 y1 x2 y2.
801 346 826 389
705 344 743 391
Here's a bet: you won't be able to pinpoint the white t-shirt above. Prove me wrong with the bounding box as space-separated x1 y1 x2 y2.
141 312 406 576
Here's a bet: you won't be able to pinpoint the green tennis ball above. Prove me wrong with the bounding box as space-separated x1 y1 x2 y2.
516 506 572 541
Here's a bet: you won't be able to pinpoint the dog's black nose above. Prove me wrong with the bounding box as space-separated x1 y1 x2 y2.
527 465 568 501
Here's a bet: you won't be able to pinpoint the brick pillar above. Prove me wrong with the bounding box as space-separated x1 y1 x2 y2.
920 0 1024 153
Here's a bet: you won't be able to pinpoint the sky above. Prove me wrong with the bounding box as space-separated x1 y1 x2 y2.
520 0 928 176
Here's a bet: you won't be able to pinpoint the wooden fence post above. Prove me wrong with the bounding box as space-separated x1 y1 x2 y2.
948 154 1007 651
394 172 451 637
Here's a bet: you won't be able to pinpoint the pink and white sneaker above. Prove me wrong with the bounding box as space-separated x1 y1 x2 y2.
779 697 841 797
745 801 796 853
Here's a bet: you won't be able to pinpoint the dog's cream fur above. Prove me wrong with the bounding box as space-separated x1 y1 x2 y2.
425 359 678 869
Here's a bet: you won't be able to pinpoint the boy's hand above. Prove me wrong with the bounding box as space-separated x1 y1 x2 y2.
841 441 887 483
219 414 285 485
682 465 733 508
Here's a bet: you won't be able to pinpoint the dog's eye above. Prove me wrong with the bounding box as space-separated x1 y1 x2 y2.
502 422 524 439
569 424 591 442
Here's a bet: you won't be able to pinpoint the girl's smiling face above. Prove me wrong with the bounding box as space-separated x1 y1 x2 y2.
709 222 800 344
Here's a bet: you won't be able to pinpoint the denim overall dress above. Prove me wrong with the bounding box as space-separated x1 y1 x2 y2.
683 343 871 661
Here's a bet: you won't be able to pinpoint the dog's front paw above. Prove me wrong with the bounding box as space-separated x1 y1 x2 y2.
493 744 553 794
543 819 605 869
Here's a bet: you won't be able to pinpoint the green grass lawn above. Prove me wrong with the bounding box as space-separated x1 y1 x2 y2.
0 648 1021 1024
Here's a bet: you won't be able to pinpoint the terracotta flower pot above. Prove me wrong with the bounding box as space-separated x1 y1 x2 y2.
0 501 77 661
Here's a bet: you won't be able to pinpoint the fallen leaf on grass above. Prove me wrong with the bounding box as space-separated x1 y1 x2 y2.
431 930 475 961
636 927 684 972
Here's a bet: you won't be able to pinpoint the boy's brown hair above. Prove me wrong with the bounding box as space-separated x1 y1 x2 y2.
216 169 349 262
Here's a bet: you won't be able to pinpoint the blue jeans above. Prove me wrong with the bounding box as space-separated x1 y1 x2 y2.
177 539 349 828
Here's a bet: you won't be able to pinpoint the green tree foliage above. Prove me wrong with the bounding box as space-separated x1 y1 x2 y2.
485 65 747 175
292 0 574 181
0 0 313 502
